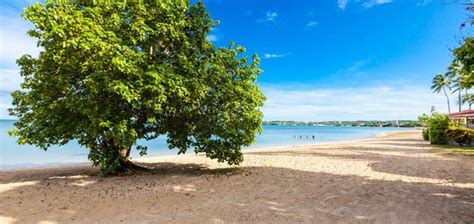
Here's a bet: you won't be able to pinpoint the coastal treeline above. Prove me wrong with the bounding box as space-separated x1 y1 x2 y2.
263 120 421 127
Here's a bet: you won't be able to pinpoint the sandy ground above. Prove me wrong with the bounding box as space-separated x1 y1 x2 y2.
0 130 473 223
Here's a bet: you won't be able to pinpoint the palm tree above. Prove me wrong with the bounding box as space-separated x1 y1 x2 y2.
431 73 452 114
451 77 463 112
461 93 474 110
448 62 465 112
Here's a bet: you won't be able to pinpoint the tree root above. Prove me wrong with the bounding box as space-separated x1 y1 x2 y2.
118 160 149 173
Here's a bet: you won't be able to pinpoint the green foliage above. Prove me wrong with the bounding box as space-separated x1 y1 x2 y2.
445 127 474 146
427 114 450 145
454 5 474 85
450 119 464 128
422 129 429 141
431 73 452 93
418 113 430 127
431 73 452 113
437 5 474 111
452 38 474 89
419 113 432 141
9 1 265 174
461 93 474 109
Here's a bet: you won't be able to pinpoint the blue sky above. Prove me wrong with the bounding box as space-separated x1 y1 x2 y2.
0 0 470 120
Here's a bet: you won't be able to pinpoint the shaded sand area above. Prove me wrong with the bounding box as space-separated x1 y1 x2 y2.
1 130 473 223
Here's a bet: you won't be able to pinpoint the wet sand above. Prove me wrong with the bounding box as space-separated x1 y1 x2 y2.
0 130 473 223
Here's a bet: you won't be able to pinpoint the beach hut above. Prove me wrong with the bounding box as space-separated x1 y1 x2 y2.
448 110 474 129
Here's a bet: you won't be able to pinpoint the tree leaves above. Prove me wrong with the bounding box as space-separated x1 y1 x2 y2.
10 1 265 174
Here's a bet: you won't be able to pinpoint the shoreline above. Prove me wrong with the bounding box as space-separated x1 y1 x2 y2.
239 129 412 153
134 130 421 166
0 129 416 172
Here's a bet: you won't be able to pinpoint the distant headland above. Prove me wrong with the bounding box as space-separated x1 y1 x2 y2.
262 120 420 127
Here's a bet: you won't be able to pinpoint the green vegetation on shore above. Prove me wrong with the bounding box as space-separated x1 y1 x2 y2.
419 113 474 149
263 120 421 127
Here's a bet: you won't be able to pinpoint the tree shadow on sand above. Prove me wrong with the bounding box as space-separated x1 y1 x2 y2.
246 137 474 184
0 161 473 223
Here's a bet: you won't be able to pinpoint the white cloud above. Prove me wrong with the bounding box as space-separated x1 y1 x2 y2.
0 69 22 93
336 59 371 77
265 11 278 21
306 21 319 29
0 80 449 120
206 34 218 42
338 0 348 10
0 69 22 119
0 102 14 119
0 8 40 119
0 14 40 68
338 0 393 10
258 11 278 23
417 0 432 6
261 83 448 121
363 0 393 9
263 53 286 59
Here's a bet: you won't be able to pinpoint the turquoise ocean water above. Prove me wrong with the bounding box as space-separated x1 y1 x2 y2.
0 120 411 170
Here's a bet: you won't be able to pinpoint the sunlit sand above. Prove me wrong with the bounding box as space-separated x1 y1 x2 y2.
0 130 473 223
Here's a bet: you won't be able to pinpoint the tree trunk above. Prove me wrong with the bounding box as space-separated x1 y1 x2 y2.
467 89 471 110
120 147 131 160
118 147 147 172
458 89 462 112
443 87 451 114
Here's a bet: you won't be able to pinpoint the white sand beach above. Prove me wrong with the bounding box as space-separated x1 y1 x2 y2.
0 130 473 223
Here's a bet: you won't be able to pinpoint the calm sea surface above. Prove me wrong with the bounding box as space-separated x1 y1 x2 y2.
0 120 411 170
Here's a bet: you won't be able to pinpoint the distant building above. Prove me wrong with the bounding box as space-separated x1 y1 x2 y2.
449 110 474 129
391 120 399 127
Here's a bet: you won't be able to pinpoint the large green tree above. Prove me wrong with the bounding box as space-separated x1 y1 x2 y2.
9 1 265 174
447 4 474 90
451 37 474 89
